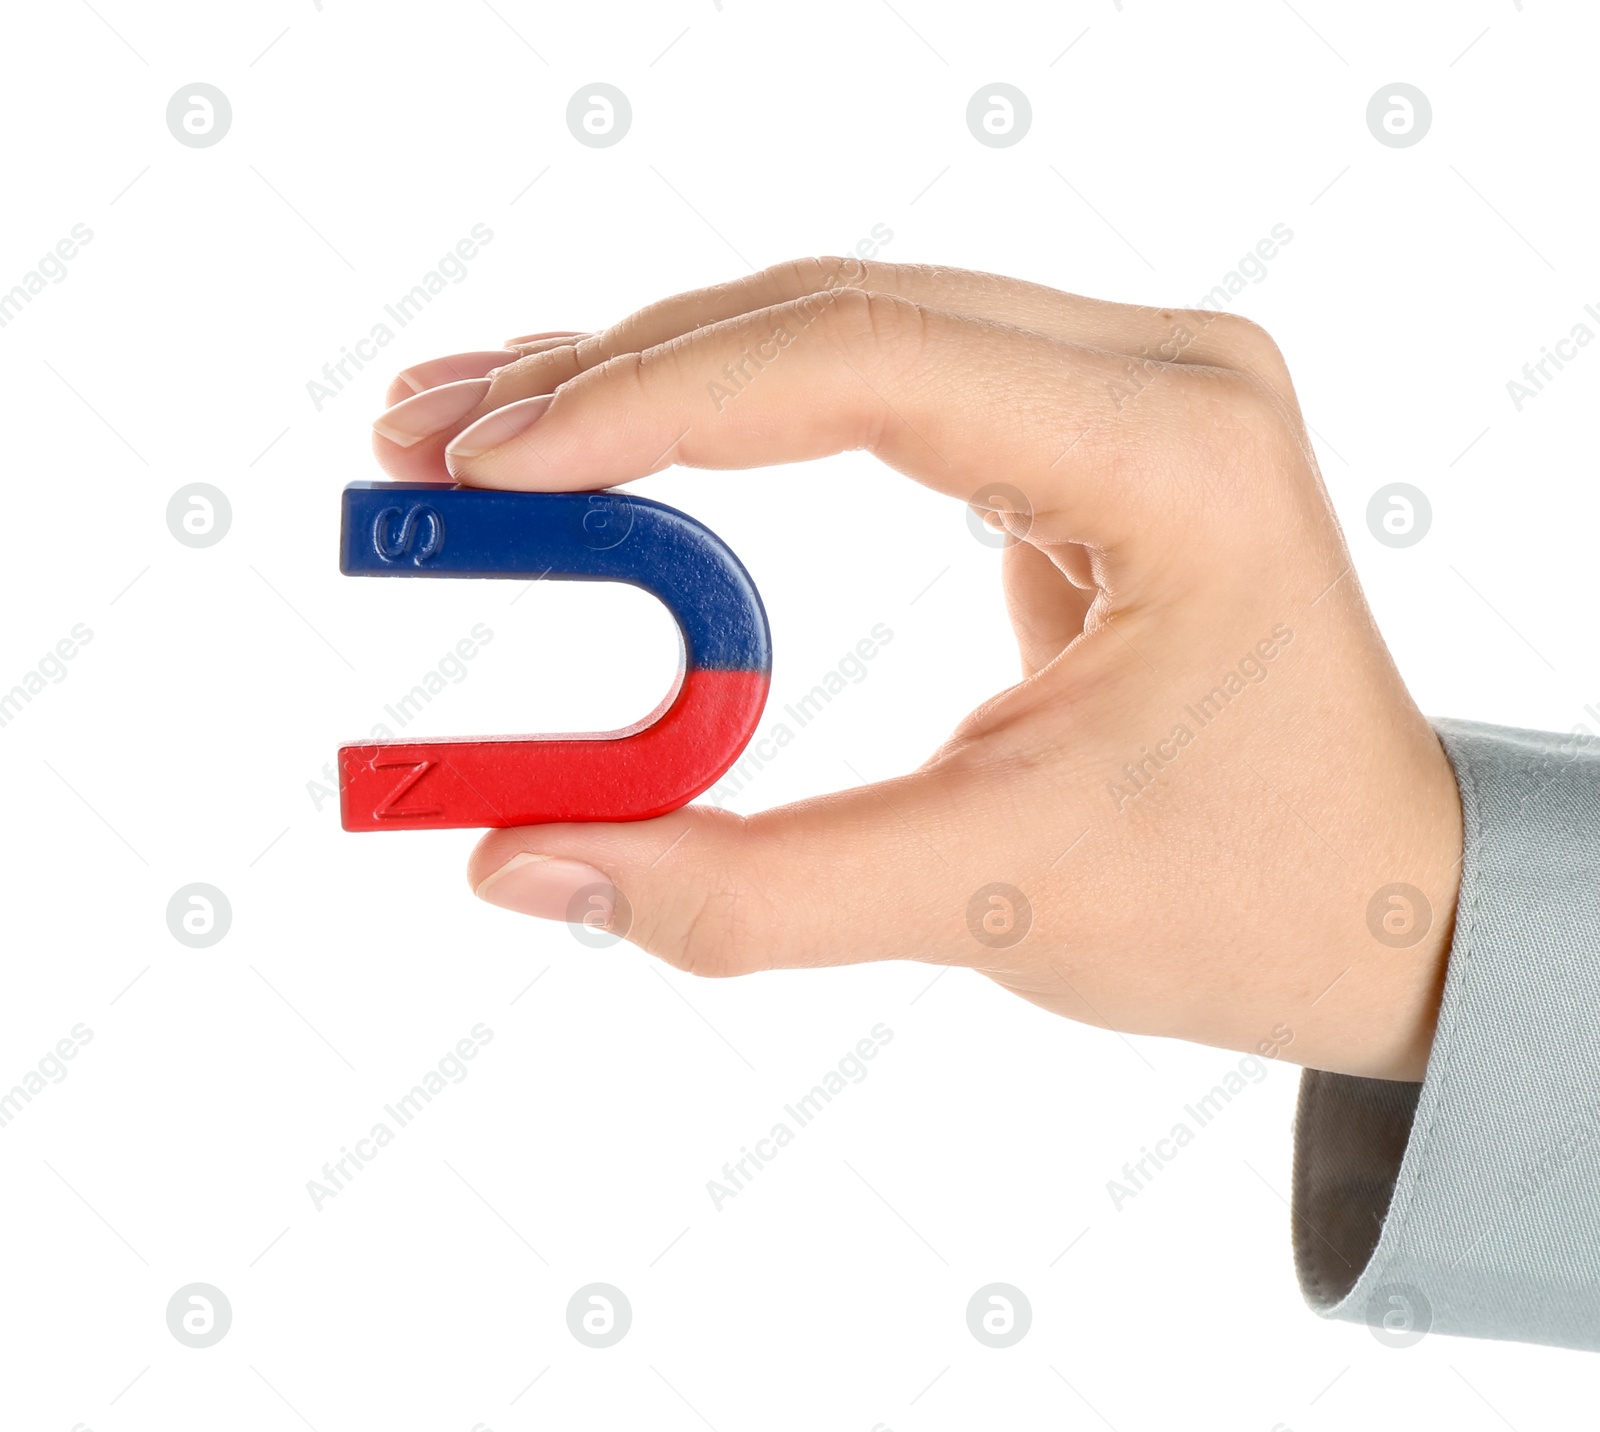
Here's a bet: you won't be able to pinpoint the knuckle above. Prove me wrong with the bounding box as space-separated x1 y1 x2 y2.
1185 365 1302 463
638 811 771 978
656 885 764 979
1199 311 1293 388
1232 316 1289 373
819 288 928 362
771 255 839 294
487 343 585 399
589 289 701 363
805 291 931 454
577 347 652 402
1229 367 1295 434
770 254 875 295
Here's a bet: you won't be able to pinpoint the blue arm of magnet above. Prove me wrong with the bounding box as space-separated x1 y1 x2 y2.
339 482 770 674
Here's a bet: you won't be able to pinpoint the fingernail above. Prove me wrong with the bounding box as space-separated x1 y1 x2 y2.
394 350 520 395
446 393 555 460
475 853 613 922
373 377 490 448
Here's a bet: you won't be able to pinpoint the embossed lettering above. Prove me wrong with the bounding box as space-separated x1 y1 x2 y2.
372 759 441 819
373 505 444 564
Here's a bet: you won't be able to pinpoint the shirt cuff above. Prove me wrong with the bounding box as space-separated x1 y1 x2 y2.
1292 716 1600 1351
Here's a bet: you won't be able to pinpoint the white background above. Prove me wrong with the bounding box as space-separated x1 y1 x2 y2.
2 0 1597 1427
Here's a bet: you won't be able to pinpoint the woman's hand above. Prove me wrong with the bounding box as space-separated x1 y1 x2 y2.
371 259 1462 1082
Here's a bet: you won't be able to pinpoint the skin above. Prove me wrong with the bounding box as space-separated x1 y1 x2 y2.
371 258 1462 1082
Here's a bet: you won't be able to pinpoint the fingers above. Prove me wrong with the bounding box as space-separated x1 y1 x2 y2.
467 778 969 978
440 290 1229 566
467 261 1294 426
372 260 1297 483
383 338 585 409
496 259 1287 397
384 350 520 409
372 344 588 481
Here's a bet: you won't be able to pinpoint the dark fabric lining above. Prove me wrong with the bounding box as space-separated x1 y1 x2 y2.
1292 1071 1422 1308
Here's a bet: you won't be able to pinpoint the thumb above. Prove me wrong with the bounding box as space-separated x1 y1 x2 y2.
466 779 967 978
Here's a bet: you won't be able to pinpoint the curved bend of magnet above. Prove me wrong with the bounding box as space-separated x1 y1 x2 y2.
336 482 771 832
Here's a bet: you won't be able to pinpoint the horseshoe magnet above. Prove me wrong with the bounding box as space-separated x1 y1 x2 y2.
336 482 771 832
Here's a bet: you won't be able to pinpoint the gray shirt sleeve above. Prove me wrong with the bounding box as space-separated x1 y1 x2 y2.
1293 716 1600 1351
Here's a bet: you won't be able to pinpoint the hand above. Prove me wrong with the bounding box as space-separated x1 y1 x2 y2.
371 258 1463 1081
